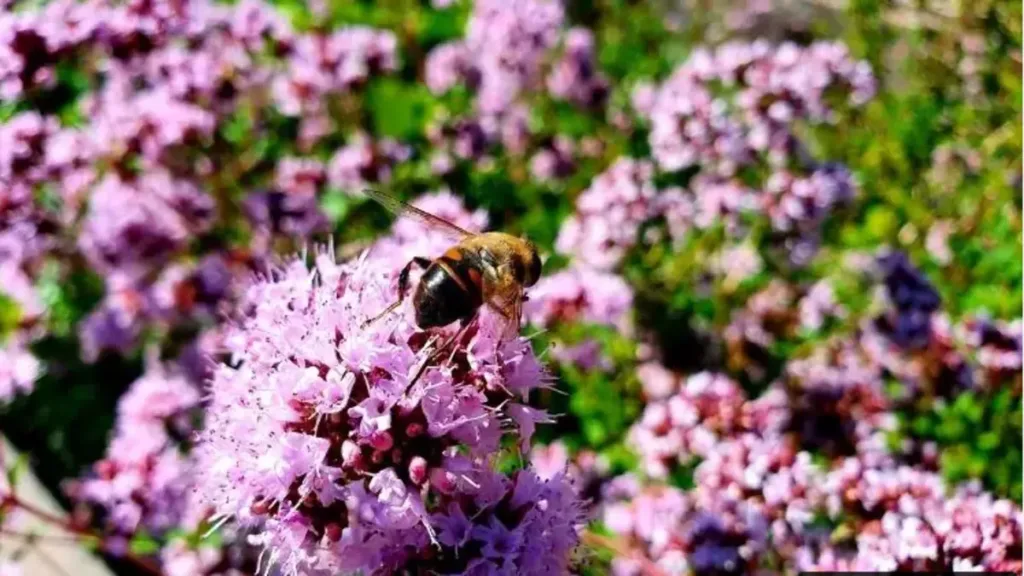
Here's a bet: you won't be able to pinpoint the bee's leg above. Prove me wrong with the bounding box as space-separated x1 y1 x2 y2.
407 313 477 389
362 257 432 329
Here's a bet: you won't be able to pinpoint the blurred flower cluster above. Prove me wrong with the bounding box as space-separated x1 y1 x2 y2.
1 0 1020 574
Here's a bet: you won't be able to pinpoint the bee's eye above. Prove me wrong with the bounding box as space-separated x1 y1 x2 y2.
527 251 542 287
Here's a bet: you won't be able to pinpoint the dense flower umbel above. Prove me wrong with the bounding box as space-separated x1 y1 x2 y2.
547 28 608 109
556 158 660 270
524 262 633 371
272 26 398 116
636 41 875 175
72 360 201 537
326 134 410 194
607 421 1023 575
628 372 751 478
761 164 856 265
195 244 582 574
601 477 771 576
526 264 633 331
78 172 214 281
463 0 565 115
0 0 404 365
802 462 1024 573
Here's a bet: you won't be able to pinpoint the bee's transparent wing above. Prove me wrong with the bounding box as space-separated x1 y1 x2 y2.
363 188 474 240
482 266 524 338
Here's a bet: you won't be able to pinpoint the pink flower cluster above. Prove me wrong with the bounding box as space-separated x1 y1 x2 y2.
556 158 660 270
546 28 609 109
326 134 409 195
601 474 773 576
273 27 398 116
556 151 860 272
628 372 764 478
426 0 564 115
598 255 1022 574
524 262 634 371
424 0 607 176
70 359 202 542
635 40 876 175
0 0 408 363
194 227 584 572
762 164 856 264
526 263 633 331
606 411 1022 575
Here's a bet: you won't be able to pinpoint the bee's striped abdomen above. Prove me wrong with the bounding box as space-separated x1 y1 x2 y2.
440 247 485 296
412 247 484 328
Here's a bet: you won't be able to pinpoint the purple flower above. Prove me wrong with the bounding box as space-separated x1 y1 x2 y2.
0 258 43 322
73 359 202 536
528 136 575 183
556 158 659 270
78 290 145 362
327 134 409 193
638 41 875 174
464 0 564 115
0 112 58 185
783 341 892 457
798 280 843 332
433 502 473 549
547 27 608 109
803 462 1023 573
0 337 39 404
274 157 326 197
428 115 495 165
874 251 941 349
526 263 633 330
272 27 398 116
762 164 856 265
628 372 751 478
86 83 216 164
601 479 769 576
152 254 239 321
194 248 573 574
78 173 213 280
243 189 329 241
961 316 1023 380
424 41 476 95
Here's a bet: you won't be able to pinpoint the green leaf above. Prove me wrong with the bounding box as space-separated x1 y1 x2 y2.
321 190 353 224
0 292 21 341
129 531 161 556
5 452 29 490
366 79 435 140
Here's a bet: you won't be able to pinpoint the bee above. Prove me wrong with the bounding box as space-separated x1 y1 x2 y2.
361 188 542 336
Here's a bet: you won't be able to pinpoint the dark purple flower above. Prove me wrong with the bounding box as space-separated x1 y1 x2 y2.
875 251 941 349
243 189 329 239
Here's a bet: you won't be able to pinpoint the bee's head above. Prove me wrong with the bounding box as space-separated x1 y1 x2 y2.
524 241 542 287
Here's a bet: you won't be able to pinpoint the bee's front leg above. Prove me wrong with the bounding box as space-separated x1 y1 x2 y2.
407 313 478 390
362 256 432 329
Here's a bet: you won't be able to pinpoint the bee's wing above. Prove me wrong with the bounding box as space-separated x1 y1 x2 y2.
363 188 474 240
481 266 524 339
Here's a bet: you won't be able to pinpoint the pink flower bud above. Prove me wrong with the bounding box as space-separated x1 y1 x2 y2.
370 431 394 451
342 440 362 467
409 456 429 485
